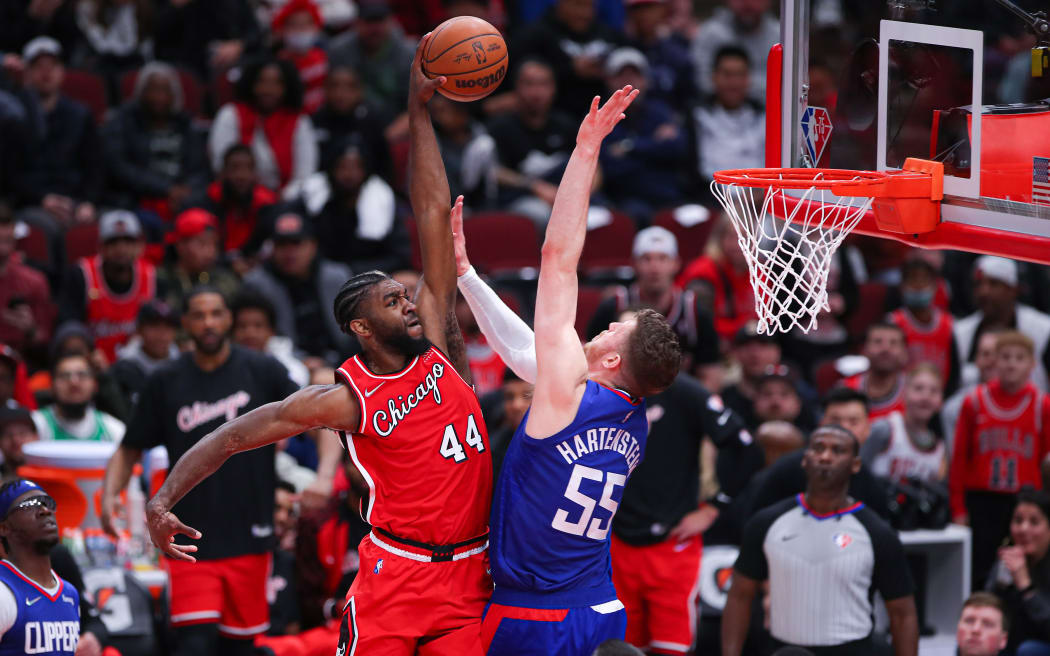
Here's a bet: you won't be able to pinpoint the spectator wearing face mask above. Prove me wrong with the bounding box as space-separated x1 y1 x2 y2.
273 0 328 114
888 256 960 394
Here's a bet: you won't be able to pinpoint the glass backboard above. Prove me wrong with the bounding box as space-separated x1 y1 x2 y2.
775 0 1050 263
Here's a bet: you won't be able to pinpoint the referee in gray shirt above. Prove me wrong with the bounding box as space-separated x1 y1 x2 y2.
721 426 919 656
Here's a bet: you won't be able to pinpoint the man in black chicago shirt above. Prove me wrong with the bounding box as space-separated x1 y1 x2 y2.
611 369 751 656
722 426 918 656
100 287 301 656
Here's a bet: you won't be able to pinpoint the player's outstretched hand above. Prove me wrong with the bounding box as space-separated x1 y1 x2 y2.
450 195 471 276
576 85 640 150
410 32 446 107
145 499 201 562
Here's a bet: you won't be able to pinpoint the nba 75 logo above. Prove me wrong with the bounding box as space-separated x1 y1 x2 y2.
453 41 489 65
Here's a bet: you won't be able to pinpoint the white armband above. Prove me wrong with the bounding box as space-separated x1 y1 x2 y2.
457 267 537 384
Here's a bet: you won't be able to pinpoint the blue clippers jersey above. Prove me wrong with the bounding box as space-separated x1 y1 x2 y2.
490 381 648 608
0 561 79 656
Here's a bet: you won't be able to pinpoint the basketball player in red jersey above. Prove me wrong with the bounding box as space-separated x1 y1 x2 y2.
144 34 494 655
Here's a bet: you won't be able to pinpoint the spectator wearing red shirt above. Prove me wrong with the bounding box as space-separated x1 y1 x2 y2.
678 219 755 343
950 331 1050 590
273 0 328 114
888 256 959 393
0 204 52 362
56 211 160 365
208 56 319 192
844 322 909 421
193 144 278 268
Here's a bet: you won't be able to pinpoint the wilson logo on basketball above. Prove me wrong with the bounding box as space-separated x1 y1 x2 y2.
455 66 505 89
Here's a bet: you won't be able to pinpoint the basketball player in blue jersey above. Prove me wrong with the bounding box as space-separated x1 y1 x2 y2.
459 87 682 656
0 479 80 656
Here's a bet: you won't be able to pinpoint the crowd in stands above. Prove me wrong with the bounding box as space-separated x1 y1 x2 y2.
0 0 1049 655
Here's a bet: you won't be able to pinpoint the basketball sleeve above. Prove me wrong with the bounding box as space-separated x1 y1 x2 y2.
123 373 164 450
0 583 16 638
860 509 914 601
948 394 977 519
458 266 537 383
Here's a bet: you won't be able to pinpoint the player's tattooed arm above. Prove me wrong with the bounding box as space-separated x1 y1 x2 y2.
145 383 360 562
443 306 471 382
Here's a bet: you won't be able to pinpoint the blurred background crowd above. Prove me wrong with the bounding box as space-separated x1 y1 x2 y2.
1 0 1050 655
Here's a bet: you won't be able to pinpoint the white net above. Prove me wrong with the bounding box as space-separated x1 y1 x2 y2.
711 173 875 335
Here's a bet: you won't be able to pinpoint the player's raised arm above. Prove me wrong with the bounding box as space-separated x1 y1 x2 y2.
145 383 360 561
406 33 467 375
453 201 538 383
527 87 639 439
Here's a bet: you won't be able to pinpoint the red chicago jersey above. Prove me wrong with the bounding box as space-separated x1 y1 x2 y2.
843 372 906 420
949 379 1050 518
889 307 953 383
336 346 493 545
80 255 156 362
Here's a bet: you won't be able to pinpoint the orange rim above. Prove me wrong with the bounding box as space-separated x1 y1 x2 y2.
712 167 890 189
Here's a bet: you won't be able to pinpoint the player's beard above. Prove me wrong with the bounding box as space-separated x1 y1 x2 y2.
385 330 430 357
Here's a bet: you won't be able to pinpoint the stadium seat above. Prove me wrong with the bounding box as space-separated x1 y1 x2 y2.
119 67 205 118
61 70 108 124
579 210 635 282
210 70 236 114
814 358 846 395
17 224 49 264
652 205 718 262
402 215 422 271
846 282 889 341
463 213 540 276
65 222 100 263
575 286 608 341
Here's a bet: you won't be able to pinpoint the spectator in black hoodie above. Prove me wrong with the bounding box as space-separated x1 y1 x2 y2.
102 61 207 218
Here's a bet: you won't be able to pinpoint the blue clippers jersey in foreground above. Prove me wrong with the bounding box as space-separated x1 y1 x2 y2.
0 561 79 656
490 381 648 608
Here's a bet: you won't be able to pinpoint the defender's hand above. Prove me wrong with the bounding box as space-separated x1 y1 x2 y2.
146 500 201 562
410 32 446 107
576 85 639 150
450 195 470 276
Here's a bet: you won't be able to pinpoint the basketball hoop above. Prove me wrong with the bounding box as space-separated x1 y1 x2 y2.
710 158 944 335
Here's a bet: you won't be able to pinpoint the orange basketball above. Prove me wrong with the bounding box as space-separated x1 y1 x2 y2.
422 16 508 101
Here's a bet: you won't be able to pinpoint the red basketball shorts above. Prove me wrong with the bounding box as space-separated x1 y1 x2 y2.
611 534 703 655
337 532 492 655
164 552 271 638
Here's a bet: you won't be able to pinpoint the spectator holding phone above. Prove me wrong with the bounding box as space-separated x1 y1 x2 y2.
987 489 1050 656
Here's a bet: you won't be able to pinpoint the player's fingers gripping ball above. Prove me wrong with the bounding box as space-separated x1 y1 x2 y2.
422 16 508 101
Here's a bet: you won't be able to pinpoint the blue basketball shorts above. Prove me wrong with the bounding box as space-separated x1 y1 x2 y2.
481 599 626 656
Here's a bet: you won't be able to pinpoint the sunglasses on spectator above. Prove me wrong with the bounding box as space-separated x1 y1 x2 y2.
5 495 56 519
